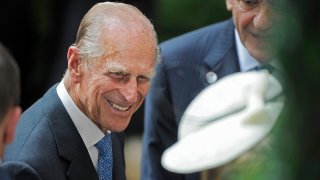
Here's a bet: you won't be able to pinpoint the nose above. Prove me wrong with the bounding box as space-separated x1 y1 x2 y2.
119 78 138 103
253 4 275 32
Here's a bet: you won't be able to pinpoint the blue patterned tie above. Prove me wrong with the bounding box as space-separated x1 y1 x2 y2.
95 133 113 180
254 64 283 84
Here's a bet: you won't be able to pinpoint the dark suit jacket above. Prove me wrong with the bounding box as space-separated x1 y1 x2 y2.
0 167 11 180
141 19 240 180
1 84 126 180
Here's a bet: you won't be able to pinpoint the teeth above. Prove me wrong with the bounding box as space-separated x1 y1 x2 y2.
110 101 130 111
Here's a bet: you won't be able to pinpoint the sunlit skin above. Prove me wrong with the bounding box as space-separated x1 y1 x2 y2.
66 17 157 133
226 0 278 62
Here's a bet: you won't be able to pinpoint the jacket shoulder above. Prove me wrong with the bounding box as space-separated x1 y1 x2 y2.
159 19 234 64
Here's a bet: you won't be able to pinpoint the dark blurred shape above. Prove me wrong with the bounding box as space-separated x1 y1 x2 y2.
277 1 320 179
0 0 47 110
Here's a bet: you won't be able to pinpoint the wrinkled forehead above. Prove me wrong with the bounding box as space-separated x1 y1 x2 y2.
98 17 156 53
89 15 157 70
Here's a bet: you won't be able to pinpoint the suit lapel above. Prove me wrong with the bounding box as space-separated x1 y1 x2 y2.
112 133 126 180
204 19 240 82
41 85 98 180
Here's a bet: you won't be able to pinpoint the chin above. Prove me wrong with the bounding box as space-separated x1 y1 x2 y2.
110 126 129 132
109 120 131 132
246 39 271 59
247 47 272 62
253 52 271 63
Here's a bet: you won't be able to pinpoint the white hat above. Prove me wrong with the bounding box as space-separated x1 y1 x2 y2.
161 71 284 174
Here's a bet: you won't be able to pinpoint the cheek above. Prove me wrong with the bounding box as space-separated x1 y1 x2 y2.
234 11 253 31
86 75 112 95
85 78 110 113
138 83 151 98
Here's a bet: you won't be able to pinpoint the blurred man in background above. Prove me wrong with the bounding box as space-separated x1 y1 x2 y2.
141 0 283 179
0 43 21 180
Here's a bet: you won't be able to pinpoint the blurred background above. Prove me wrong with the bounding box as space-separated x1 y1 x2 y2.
1 0 319 179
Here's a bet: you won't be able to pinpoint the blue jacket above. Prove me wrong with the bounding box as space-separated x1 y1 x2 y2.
0 168 11 180
141 19 240 180
2 84 126 180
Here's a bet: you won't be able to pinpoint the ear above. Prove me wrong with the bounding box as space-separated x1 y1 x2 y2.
2 106 21 145
67 46 82 84
226 0 234 11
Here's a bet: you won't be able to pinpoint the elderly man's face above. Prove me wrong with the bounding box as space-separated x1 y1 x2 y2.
77 25 157 132
226 0 278 62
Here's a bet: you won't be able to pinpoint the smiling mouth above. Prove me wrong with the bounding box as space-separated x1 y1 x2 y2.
107 100 131 112
251 32 274 40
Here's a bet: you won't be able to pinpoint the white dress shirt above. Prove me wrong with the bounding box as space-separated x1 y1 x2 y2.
234 29 261 72
56 81 105 171
234 29 282 72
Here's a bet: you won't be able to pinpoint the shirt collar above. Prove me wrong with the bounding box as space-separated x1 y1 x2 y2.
234 29 261 72
56 81 105 149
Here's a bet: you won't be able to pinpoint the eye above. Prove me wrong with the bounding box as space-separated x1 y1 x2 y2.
241 0 259 6
137 76 150 83
238 0 260 10
108 72 128 80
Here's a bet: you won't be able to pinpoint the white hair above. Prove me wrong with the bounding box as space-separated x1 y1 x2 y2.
74 2 158 66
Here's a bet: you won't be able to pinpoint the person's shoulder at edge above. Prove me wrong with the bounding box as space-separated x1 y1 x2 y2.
159 18 233 64
160 19 233 49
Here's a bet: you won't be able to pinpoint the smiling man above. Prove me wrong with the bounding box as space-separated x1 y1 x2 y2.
141 0 282 180
2 2 158 180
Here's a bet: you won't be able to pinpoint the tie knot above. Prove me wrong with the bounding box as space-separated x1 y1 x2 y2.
251 64 276 73
259 64 275 73
95 133 112 155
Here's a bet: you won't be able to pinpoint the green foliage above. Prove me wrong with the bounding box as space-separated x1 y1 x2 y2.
155 0 230 41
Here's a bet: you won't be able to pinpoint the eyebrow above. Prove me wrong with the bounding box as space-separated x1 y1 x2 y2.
106 61 155 78
145 71 155 79
107 62 128 73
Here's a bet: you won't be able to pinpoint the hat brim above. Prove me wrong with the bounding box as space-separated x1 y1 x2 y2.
161 101 283 173
161 71 284 173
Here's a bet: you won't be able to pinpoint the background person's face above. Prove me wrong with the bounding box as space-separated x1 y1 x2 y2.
226 0 278 62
